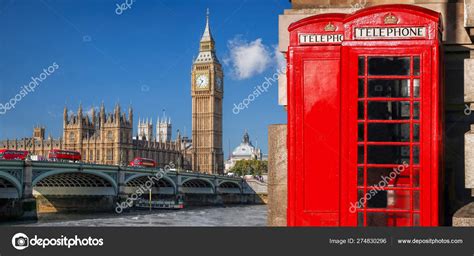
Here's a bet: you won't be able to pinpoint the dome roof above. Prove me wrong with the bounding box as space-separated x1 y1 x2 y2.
232 143 255 157
231 131 256 157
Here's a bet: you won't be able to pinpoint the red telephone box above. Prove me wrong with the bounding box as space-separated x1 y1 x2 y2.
287 5 444 227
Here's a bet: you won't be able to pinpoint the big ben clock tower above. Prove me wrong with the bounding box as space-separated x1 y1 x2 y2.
191 9 224 174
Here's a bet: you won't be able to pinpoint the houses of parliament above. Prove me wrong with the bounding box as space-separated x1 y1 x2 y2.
0 10 224 174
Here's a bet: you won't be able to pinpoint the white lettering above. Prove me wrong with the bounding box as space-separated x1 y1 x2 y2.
354 27 426 40
298 33 344 45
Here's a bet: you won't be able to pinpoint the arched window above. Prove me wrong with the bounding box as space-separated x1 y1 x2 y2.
69 132 75 143
106 149 113 161
107 131 113 141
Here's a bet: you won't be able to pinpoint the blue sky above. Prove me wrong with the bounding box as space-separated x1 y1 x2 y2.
0 0 289 158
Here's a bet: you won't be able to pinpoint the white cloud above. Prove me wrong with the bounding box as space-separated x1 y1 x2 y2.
273 46 287 71
225 37 272 80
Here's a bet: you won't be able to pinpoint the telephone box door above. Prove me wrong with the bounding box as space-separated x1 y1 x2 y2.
341 5 443 227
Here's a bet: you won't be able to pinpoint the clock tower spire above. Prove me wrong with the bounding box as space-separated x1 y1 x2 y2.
191 9 224 174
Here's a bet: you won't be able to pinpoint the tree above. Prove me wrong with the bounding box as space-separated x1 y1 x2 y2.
230 159 268 176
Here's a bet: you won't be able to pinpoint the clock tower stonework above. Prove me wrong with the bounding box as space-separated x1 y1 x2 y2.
191 10 224 174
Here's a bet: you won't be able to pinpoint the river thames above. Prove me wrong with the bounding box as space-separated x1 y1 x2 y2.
5 205 267 227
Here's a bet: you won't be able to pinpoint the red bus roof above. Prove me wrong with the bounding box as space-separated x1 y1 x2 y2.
0 149 28 153
133 157 155 162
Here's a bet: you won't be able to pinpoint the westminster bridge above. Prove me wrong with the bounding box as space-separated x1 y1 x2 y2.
0 160 264 220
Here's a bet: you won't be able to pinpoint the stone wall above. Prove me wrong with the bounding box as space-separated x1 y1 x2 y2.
35 196 116 214
267 125 287 227
245 179 268 194
453 202 474 226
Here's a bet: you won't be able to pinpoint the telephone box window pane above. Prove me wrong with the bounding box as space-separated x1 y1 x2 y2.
413 146 420 164
367 123 410 142
414 213 420 226
358 146 364 164
366 168 410 188
365 213 383 226
401 147 410 163
368 101 411 120
387 190 411 210
358 212 364 227
358 79 365 98
368 57 410 76
389 168 410 188
366 168 393 187
358 101 365 120
367 190 388 208
414 102 420 119
368 79 410 98
367 212 411 227
367 145 410 164
413 79 420 98
414 124 420 142
356 189 365 209
413 57 420 76
414 191 420 210
358 123 364 141
357 167 364 186
366 212 388 226
414 168 420 187
358 57 365 76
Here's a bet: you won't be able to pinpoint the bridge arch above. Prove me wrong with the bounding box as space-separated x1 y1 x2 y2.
217 181 242 194
217 181 241 189
181 178 215 194
32 170 118 196
124 174 176 195
0 172 21 199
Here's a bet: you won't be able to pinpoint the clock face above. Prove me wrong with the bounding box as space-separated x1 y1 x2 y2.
216 77 222 90
196 74 209 89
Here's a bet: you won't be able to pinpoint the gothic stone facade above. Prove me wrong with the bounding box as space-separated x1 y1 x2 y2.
0 104 192 169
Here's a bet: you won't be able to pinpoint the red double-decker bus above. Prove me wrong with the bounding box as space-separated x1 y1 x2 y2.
48 149 81 162
129 157 157 168
0 150 29 160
